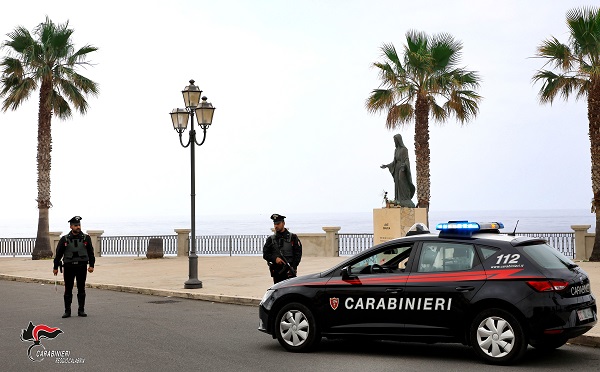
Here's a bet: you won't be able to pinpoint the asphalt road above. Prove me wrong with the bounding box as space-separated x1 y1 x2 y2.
1 281 598 372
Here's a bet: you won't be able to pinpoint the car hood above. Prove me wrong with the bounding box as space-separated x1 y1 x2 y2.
270 272 324 290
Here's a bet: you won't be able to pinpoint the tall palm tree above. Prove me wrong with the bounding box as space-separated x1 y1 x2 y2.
532 6 600 261
0 16 98 259
366 31 481 211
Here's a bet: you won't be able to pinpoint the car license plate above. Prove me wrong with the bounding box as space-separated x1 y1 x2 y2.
577 308 594 321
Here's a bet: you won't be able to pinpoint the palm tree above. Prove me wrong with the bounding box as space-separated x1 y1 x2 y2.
532 6 600 262
366 31 482 211
0 16 98 259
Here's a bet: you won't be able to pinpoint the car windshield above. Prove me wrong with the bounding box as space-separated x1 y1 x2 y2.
521 243 576 269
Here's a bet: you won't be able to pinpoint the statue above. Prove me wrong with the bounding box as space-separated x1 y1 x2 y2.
381 134 416 208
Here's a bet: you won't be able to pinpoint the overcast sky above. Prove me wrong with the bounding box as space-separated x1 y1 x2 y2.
0 0 594 233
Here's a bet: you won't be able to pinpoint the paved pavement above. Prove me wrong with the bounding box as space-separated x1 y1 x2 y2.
0 255 598 348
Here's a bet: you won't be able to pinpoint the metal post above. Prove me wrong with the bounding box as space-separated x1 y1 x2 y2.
185 109 202 289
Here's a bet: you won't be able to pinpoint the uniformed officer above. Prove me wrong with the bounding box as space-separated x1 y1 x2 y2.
262 214 302 284
53 216 95 318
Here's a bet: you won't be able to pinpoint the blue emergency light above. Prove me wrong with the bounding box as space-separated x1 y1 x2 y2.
436 221 504 237
436 221 480 231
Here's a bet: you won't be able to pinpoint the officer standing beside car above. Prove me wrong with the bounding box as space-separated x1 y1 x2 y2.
53 216 95 318
262 214 302 284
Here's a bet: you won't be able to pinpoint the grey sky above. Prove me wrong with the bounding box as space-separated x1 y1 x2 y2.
0 0 593 234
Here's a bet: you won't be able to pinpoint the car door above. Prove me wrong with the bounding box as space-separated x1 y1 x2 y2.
402 241 486 338
322 243 415 335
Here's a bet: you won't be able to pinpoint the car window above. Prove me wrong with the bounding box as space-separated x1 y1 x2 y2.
521 243 576 269
417 242 476 272
349 245 412 275
477 245 500 261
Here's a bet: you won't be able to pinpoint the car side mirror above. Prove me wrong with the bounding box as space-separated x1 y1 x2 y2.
341 266 353 279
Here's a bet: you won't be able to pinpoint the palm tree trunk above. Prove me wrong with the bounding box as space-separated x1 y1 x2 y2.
414 95 431 212
589 77 600 262
33 208 52 259
31 80 53 260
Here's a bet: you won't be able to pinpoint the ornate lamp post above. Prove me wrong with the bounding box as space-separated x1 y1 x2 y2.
170 79 215 289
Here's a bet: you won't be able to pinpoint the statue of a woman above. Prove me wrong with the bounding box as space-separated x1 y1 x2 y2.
381 134 415 207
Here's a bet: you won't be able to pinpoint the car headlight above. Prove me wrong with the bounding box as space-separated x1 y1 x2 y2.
260 289 275 309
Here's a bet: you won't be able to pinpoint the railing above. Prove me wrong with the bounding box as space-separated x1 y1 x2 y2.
339 233 374 256
0 238 36 257
515 232 575 258
100 235 178 256
100 234 270 256
196 234 269 255
0 232 576 258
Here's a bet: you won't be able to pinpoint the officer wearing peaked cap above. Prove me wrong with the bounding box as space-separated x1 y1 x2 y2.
53 216 95 318
262 214 302 284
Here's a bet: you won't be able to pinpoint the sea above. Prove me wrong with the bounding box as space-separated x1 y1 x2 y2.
0 209 596 238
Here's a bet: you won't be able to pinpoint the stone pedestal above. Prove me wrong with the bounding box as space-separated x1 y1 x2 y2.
572 225 592 261
373 207 427 245
86 230 104 257
49 231 62 258
322 226 341 257
175 229 191 257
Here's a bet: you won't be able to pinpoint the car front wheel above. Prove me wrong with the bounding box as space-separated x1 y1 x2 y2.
275 302 320 352
470 308 527 365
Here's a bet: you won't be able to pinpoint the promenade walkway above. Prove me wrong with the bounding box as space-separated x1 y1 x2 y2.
0 256 598 348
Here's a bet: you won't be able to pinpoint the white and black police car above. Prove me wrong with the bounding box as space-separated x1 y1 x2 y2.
258 221 597 365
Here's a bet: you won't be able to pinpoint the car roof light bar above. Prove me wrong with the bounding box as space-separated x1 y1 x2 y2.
436 221 504 238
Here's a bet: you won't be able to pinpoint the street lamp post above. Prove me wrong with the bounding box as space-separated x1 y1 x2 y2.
170 79 215 289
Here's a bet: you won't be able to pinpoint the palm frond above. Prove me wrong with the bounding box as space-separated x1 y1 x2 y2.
430 33 462 70
68 44 98 65
50 89 72 118
566 6 600 59
532 70 586 103
365 89 395 113
0 76 36 111
536 37 573 71
428 97 448 122
386 103 414 130
0 57 25 80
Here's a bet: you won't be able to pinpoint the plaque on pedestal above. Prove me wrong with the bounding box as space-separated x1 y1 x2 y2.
373 207 427 245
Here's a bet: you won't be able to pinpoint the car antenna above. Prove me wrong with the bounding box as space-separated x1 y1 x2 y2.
509 220 519 236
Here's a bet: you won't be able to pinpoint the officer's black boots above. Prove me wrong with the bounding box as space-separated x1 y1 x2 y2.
77 293 87 317
62 294 72 318
62 294 87 317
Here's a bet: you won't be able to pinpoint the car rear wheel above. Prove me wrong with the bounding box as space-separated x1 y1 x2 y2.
275 302 320 352
470 308 527 365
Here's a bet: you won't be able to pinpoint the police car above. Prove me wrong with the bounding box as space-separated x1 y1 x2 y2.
258 221 597 365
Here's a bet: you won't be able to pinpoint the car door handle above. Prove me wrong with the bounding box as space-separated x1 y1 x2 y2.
455 286 475 292
386 288 403 294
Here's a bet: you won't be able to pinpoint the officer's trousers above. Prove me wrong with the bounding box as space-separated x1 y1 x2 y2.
63 264 87 296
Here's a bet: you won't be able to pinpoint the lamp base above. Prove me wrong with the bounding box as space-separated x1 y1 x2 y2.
184 278 203 289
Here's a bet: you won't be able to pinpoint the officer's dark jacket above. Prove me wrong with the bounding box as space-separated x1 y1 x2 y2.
53 232 95 270
262 229 302 269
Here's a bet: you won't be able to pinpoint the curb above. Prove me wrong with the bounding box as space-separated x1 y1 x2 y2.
0 274 260 307
569 335 600 348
